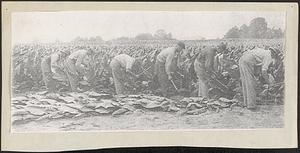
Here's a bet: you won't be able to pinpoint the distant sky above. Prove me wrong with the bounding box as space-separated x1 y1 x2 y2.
12 11 286 43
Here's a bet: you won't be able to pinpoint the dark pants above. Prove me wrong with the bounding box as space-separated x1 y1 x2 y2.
154 61 170 96
64 58 80 92
110 59 127 94
194 60 210 98
41 57 57 92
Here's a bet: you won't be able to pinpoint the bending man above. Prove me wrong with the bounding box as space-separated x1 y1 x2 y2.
239 47 278 110
155 41 185 96
110 54 141 95
194 46 218 98
65 48 93 92
41 48 70 93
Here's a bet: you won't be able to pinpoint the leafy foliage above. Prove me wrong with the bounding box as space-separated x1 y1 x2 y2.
12 39 285 104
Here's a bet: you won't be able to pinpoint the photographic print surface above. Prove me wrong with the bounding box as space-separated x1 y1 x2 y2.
11 11 286 132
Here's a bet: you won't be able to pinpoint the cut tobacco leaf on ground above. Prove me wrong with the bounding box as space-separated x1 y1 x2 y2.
112 108 130 116
26 106 46 116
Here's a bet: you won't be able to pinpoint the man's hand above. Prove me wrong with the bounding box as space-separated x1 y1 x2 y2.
205 70 213 75
168 74 173 80
126 69 137 78
135 74 141 79
262 84 269 89
126 68 131 73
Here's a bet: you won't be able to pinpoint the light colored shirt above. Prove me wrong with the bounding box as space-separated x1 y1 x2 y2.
113 54 135 70
68 49 91 74
242 47 273 84
156 47 178 76
50 53 61 72
69 49 87 60
246 47 273 72
50 53 68 81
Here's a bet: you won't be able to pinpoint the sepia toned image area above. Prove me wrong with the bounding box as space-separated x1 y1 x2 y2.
11 11 286 132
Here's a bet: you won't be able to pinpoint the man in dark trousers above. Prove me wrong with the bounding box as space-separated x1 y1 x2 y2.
194 46 218 98
64 48 93 92
110 54 141 95
154 41 186 97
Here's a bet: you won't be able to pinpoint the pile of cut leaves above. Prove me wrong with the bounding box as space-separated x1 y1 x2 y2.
12 91 240 125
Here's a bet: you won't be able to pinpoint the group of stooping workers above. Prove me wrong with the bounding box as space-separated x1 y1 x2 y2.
41 41 281 111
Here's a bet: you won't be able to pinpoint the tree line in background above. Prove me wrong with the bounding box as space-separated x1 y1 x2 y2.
224 17 285 39
135 29 173 40
70 29 174 43
69 17 284 44
71 36 104 43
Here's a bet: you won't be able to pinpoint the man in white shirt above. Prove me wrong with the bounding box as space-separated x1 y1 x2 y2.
110 54 140 95
239 47 279 110
64 48 93 92
41 48 70 92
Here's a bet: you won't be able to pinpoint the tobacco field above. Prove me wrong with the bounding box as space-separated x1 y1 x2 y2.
11 39 285 131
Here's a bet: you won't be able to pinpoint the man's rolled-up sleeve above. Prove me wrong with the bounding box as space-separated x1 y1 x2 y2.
75 53 87 74
262 52 273 72
126 58 135 71
165 51 176 76
50 54 60 71
205 49 215 71
261 51 273 83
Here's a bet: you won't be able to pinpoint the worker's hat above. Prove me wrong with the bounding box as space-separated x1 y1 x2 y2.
134 57 143 65
177 41 185 49
86 47 95 55
218 42 227 47
60 48 70 55
269 47 280 55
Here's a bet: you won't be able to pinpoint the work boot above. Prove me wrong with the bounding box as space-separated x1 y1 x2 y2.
248 107 260 112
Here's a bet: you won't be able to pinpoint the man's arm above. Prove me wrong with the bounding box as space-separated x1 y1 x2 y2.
213 54 220 72
50 54 60 70
261 52 273 84
165 51 176 79
125 58 135 72
205 49 215 72
75 52 88 74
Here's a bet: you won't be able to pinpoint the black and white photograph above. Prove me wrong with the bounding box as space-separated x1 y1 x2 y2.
11 10 287 132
